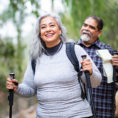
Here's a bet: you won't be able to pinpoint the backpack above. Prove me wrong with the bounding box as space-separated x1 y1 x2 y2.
31 42 86 99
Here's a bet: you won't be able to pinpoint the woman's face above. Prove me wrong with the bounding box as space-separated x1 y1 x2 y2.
40 16 61 48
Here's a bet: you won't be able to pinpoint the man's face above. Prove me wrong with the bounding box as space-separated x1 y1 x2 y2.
80 17 102 46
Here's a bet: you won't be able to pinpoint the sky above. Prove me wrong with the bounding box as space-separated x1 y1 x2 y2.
40 0 64 14
0 0 64 42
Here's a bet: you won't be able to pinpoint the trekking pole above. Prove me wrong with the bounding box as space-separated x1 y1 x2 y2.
112 52 118 118
81 55 96 118
8 73 15 118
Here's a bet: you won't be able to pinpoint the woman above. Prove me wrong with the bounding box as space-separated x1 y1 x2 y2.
6 14 102 118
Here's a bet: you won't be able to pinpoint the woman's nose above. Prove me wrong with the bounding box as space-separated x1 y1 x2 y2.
46 26 51 32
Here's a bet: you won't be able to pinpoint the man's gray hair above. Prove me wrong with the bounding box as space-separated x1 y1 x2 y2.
30 13 68 60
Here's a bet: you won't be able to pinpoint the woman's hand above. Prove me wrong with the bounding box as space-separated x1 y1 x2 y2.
6 78 18 92
81 59 93 75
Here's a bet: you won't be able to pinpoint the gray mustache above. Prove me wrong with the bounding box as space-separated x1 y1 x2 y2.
82 30 91 36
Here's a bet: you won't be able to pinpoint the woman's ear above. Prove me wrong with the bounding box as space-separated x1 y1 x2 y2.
59 29 62 35
38 33 40 38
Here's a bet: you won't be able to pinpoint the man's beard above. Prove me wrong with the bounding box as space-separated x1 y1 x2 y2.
80 34 90 42
80 30 91 42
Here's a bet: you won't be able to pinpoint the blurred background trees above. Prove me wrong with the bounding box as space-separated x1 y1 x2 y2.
0 0 118 117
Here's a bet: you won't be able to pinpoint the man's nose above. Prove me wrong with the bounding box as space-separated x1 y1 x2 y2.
84 26 90 31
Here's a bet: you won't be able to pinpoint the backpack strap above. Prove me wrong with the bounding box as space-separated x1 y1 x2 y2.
66 42 86 99
31 59 36 74
66 42 79 72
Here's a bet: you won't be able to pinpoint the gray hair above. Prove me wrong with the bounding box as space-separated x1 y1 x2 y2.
85 16 104 30
30 13 68 60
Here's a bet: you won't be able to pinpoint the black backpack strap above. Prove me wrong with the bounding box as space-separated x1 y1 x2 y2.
66 42 79 72
31 59 36 74
66 42 86 99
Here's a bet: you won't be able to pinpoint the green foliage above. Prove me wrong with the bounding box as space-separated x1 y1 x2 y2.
0 41 15 58
0 37 26 88
0 39 15 92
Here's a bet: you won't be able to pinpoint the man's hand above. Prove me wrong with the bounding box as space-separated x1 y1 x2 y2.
112 55 118 66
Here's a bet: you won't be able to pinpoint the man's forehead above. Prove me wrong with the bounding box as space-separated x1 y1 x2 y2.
84 18 98 26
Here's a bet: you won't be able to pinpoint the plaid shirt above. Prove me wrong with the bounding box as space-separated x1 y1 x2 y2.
77 39 116 118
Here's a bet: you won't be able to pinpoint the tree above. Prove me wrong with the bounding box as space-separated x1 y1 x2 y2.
0 1 41 117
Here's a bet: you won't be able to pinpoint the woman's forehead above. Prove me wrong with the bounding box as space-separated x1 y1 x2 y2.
40 16 57 24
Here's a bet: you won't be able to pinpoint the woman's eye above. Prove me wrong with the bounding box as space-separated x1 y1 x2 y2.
50 24 55 27
41 26 46 29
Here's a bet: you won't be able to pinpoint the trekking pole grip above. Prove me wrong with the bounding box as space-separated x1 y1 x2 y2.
81 55 91 88
9 73 15 80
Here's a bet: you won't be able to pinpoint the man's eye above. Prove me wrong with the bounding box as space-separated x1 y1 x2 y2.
91 27 95 30
90 26 96 30
83 24 87 27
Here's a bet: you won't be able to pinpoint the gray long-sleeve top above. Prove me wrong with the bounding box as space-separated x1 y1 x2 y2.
16 44 102 118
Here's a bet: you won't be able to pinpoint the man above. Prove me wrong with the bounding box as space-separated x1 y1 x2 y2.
77 16 118 118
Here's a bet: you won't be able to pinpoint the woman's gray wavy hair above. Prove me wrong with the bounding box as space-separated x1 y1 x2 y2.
30 13 68 60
